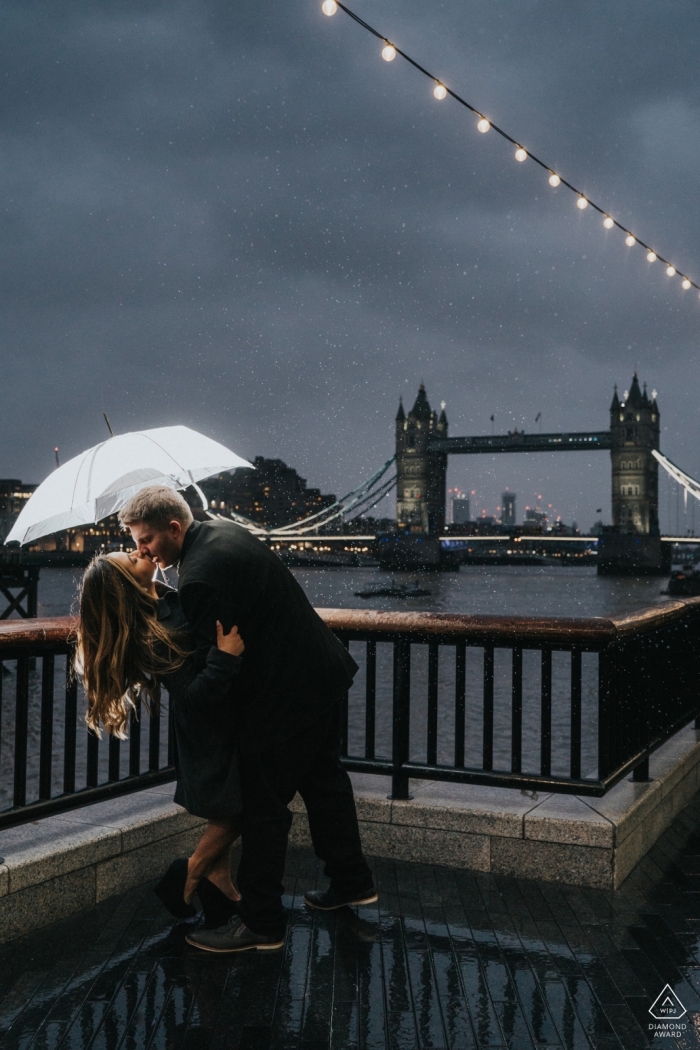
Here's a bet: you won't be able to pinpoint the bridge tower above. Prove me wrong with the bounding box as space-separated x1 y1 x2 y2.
396 384 448 534
599 373 668 574
610 374 660 535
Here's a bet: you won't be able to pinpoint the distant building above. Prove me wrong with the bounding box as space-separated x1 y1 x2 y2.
524 507 547 529
452 497 470 525
201 457 336 530
0 479 37 542
344 516 396 535
502 492 516 527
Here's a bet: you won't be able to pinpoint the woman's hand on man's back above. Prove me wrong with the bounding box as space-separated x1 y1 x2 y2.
216 621 245 658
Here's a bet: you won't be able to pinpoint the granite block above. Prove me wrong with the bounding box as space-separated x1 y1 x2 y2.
291 778 392 826
2 817 121 892
653 727 700 798
614 815 665 888
358 821 491 871
584 774 661 844
0 866 96 944
490 837 613 890
94 826 203 902
525 795 613 848
58 788 204 852
0 864 8 899
656 769 700 837
392 781 545 838
289 809 491 872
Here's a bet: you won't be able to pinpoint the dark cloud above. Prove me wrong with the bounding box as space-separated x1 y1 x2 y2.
1 0 698 529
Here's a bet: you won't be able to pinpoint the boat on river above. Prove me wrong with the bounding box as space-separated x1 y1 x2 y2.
666 567 700 597
354 581 432 599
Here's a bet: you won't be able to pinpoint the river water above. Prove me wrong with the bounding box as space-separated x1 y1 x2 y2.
35 563 669 620
2 566 671 812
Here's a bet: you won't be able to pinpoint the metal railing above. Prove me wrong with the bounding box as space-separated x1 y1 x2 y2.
0 618 174 829
2 600 700 828
326 601 700 799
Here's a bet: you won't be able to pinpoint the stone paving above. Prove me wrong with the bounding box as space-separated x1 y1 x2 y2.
5 797 700 1048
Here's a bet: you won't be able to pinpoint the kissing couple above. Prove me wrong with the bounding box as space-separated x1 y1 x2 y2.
75 485 376 952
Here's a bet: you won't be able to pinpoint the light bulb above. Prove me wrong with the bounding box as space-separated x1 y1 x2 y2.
576 197 588 210
433 84 447 100
514 147 527 162
603 216 614 229
646 251 657 262
625 235 636 247
682 278 691 290
477 118 490 133
382 44 396 61
666 265 676 277
548 174 560 187
322 0 337 14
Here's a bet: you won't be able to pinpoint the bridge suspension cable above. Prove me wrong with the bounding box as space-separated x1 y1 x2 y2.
652 451 700 511
211 456 396 537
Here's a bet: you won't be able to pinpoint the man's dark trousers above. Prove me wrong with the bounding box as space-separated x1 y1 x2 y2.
236 701 373 937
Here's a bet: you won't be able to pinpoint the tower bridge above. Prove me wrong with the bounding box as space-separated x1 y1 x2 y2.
389 375 668 574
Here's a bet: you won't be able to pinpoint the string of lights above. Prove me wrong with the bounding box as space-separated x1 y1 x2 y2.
320 0 698 296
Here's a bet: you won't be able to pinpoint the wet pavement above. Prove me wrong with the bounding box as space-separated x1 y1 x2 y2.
5 801 700 1048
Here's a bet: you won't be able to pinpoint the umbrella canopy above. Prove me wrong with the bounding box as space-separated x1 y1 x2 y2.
5 425 252 547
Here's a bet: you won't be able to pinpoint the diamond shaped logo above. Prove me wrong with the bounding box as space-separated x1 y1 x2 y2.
649 985 687 1021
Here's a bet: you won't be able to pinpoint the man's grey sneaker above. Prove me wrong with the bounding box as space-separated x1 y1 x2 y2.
185 915 283 953
304 886 378 911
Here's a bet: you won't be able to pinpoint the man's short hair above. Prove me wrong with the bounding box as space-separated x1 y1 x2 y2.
118 486 194 530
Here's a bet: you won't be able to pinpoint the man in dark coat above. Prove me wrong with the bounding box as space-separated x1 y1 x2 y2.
120 485 376 952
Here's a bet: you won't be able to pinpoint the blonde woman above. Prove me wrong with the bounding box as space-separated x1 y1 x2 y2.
77 550 244 927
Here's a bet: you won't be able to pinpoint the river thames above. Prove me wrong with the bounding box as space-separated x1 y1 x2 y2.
35 563 670 619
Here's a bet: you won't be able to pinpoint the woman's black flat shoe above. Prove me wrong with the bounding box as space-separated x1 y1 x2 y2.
197 877 239 929
155 858 198 919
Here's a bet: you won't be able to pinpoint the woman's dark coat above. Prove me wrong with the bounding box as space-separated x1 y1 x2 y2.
156 587 242 821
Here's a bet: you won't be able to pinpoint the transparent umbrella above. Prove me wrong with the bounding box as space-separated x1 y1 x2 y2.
5 425 252 547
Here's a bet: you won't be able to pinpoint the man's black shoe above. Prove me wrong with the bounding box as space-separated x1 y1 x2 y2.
186 915 283 953
304 886 378 911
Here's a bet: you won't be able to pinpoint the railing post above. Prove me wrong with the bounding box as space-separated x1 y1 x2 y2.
570 649 582 780
540 649 552 777
13 655 29 808
365 640 376 760
39 654 55 800
63 666 77 795
339 635 350 756
427 641 439 766
511 647 523 774
598 647 615 783
389 638 411 800
633 756 650 782
483 645 494 772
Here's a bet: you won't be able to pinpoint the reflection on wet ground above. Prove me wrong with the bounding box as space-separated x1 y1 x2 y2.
5 799 700 1047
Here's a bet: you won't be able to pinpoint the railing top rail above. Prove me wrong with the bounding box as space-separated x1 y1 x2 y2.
320 608 617 644
0 616 77 649
2 597 700 652
321 597 700 643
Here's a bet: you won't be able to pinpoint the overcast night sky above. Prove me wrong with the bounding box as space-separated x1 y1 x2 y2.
1 0 699 531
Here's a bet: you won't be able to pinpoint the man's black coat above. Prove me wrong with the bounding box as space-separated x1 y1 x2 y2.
177 518 358 742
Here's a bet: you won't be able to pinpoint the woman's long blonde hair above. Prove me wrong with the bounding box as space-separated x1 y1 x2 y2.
76 555 190 738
